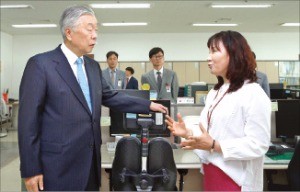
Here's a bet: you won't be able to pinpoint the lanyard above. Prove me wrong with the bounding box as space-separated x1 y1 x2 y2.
207 89 229 133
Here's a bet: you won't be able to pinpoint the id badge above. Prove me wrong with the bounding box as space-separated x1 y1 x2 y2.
118 80 122 87
166 84 171 92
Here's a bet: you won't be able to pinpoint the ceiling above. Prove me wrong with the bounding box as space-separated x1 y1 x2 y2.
1 0 299 35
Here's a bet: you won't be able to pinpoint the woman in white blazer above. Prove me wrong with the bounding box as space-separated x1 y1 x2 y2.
166 31 271 191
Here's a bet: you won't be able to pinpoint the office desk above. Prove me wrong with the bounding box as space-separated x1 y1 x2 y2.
264 155 291 190
102 144 290 169
264 155 289 169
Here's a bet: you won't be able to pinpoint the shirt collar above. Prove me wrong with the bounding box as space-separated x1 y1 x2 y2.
127 75 132 79
61 43 83 65
110 68 117 73
154 67 164 74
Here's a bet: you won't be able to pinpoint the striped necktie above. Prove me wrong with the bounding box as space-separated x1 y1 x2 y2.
111 70 115 88
76 58 92 112
157 71 162 91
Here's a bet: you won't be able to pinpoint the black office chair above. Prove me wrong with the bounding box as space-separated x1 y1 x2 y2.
287 140 300 190
147 137 177 191
111 136 141 191
111 137 177 191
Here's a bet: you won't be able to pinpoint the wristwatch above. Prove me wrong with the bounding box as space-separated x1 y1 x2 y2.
210 139 215 153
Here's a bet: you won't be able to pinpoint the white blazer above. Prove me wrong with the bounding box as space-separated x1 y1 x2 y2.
194 82 271 191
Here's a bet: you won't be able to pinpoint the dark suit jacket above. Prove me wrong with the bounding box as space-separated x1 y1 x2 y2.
18 45 150 191
126 76 139 89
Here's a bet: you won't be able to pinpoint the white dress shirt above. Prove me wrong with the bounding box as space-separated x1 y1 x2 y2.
60 43 88 82
193 81 271 191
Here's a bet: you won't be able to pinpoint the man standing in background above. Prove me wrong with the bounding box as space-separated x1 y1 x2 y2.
102 51 126 89
141 47 179 103
125 67 139 89
253 52 270 97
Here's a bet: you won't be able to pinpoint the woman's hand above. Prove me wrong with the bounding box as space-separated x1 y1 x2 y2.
165 113 190 138
181 123 214 151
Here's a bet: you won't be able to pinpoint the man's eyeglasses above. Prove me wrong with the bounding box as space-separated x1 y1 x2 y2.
152 55 164 59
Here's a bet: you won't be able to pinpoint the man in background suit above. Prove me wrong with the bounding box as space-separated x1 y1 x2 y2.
253 52 270 97
18 5 167 192
102 51 126 89
141 47 179 103
256 71 270 98
125 67 139 89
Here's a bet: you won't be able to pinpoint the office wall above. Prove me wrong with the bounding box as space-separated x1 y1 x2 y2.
3 32 300 98
0 32 13 95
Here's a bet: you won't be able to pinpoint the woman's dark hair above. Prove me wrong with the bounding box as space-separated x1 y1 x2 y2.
106 51 118 59
207 30 257 93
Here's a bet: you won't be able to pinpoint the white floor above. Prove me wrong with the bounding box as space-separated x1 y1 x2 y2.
0 130 21 191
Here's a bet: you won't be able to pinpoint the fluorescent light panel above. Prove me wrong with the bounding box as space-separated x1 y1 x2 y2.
193 23 238 27
102 23 147 26
211 4 272 8
281 23 300 27
0 4 32 9
90 3 150 9
12 24 57 28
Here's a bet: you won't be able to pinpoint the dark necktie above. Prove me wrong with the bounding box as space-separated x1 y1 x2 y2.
157 71 162 91
76 58 92 112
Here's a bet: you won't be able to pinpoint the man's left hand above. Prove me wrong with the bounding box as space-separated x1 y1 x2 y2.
150 102 168 114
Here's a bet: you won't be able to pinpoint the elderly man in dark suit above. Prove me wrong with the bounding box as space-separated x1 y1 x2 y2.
141 47 179 103
125 67 139 89
18 5 167 192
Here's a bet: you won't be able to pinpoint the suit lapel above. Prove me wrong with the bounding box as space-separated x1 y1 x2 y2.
84 57 98 116
161 69 169 93
114 70 118 88
54 47 91 115
105 68 114 88
148 70 158 90
115 70 121 88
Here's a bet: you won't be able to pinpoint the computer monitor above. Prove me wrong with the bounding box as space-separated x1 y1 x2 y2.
270 89 286 100
184 84 208 103
269 83 284 89
109 90 170 137
275 99 300 139
178 86 185 97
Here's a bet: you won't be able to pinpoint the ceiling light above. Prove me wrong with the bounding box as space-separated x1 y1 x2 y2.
90 3 150 9
281 23 300 27
12 24 57 28
193 23 238 27
102 23 148 26
211 4 273 8
0 4 32 9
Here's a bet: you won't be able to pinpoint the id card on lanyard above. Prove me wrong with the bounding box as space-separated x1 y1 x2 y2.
166 83 171 92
